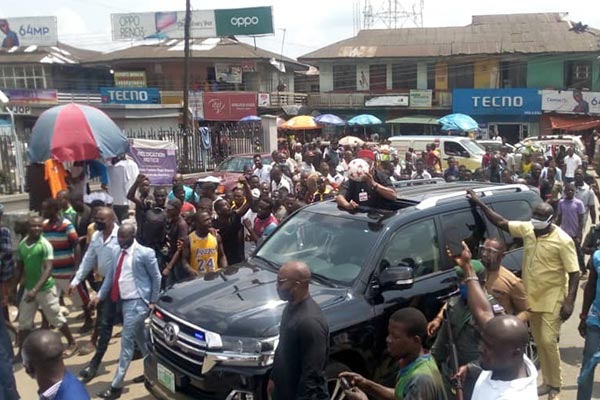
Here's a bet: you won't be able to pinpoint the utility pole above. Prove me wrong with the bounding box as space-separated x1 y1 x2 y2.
181 0 192 169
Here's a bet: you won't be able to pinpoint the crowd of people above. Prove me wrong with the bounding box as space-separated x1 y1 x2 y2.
0 137 598 399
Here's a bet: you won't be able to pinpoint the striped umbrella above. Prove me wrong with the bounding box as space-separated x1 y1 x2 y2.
28 103 129 162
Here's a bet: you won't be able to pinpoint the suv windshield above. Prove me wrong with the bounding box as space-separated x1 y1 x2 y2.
460 139 485 156
255 211 379 285
216 156 272 172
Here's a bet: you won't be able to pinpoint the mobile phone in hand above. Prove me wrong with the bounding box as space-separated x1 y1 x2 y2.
444 227 463 258
340 377 352 390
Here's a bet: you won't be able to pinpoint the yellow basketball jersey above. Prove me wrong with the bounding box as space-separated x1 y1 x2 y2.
189 232 219 273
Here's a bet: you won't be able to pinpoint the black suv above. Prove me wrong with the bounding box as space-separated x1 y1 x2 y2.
144 181 538 400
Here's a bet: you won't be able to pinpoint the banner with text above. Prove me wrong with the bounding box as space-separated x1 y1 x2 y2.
410 90 433 108
100 87 161 104
203 92 257 121
114 71 147 87
541 90 600 115
453 88 541 115
215 64 242 84
0 16 57 47
5 88 57 104
214 7 274 36
129 139 177 185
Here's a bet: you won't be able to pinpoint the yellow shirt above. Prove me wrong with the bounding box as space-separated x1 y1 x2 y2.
189 231 219 273
508 221 579 313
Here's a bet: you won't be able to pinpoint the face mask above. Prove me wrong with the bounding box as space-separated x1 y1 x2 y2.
120 239 134 249
459 283 468 301
530 215 553 230
277 287 293 302
95 221 107 231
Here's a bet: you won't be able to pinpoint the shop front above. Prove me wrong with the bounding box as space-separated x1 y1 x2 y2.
453 88 542 144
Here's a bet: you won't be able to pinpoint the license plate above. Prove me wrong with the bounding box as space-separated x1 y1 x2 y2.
157 363 175 393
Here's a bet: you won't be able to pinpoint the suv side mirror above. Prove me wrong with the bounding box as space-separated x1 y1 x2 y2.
379 266 414 291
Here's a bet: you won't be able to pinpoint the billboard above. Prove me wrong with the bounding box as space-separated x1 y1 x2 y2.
100 87 161 104
203 92 257 121
453 89 541 116
111 11 216 40
5 88 57 104
0 16 57 48
114 71 147 87
410 89 433 108
129 139 177 185
111 7 274 40
541 90 600 115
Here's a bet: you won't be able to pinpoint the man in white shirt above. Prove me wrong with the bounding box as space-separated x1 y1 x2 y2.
107 155 139 223
564 147 582 183
270 166 292 193
252 154 272 185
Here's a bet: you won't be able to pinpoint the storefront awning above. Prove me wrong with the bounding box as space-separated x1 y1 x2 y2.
386 115 440 125
549 115 600 131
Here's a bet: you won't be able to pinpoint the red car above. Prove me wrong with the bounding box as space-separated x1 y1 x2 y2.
192 153 272 193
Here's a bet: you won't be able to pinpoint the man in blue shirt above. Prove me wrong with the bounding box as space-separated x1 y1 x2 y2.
167 173 198 203
0 20 19 49
22 329 90 400
577 249 600 400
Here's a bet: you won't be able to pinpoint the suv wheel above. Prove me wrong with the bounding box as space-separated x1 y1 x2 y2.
326 361 352 399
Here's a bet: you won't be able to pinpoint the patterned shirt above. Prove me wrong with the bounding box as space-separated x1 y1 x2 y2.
42 218 79 278
0 227 15 282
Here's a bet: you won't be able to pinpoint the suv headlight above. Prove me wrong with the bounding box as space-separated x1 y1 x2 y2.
202 336 279 373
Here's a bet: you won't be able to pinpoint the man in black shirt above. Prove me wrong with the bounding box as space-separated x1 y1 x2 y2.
270 261 330 400
336 149 397 211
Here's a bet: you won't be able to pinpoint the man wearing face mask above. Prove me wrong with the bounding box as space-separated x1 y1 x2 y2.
69 207 120 381
337 149 397 211
467 190 580 400
268 261 330 400
90 223 161 400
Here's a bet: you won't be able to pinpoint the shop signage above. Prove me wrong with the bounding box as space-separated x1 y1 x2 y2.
203 92 257 121
257 93 270 107
215 64 242 84
365 95 409 107
114 71 147 87
5 88 57 104
409 89 433 108
100 87 161 104
8 104 31 115
453 88 541 116
0 16 57 48
129 138 177 185
541 90 600 115
214 7 274 36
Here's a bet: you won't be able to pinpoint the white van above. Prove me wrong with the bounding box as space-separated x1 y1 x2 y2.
388 135 485 171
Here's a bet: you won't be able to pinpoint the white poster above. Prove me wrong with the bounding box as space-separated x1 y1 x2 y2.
258 93 270 107
410 89 433 108
111 11 216 40
214 63 242 84
0 16 57 47
541 90 600 115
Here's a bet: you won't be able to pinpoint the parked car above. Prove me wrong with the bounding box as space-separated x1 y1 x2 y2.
192 153 272 193
515 135 586 159
144 180 538 400
476 140 515 153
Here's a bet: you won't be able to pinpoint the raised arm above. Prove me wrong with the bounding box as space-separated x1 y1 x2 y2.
466 189 509 232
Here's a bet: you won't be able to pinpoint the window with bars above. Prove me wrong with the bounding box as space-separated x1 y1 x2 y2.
333 64 356 91
565 61 592 89
0 65 47 89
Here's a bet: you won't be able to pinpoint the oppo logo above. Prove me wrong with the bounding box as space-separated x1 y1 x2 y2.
230 16 259 27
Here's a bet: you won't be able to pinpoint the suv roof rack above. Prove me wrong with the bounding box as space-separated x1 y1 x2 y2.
392 178 446 189
415 184 531 210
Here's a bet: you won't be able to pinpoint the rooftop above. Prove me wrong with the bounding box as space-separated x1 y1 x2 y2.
299 12 600 61
0 42 99 64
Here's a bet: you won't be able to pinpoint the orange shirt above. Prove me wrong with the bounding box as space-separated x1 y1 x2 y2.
44 159 67 198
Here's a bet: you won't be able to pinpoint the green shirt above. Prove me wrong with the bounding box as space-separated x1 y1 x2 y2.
61 206 77 225
395 354 447 400
18 236 55 291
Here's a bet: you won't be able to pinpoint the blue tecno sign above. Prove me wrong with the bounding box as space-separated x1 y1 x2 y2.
453 89 542 116
100 87 161 104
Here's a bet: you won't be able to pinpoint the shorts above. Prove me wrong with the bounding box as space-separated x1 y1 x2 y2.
53 277 89 307
18 286 67 331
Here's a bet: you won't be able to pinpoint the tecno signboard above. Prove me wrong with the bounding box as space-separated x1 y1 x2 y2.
0 16 57 48
100 87 161 105
111 7 273 40
453 89 542 116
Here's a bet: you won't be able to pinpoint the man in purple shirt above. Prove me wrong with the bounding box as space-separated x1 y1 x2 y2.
557 183 586 274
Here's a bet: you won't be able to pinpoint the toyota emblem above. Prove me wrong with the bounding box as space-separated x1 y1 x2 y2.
163 323 180 346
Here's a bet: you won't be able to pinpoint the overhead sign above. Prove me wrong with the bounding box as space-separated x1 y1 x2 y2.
541 90 600 115
0 16 57 48
8 104 31 115
100 87 161 104
410 89 433 108
365 95 409 107
5 88 57 104
129 139 177 185
111 6 273 40
203 92 257 121
453 88 541 116
215 7 274 36
111 11 216 40
114 71 147 87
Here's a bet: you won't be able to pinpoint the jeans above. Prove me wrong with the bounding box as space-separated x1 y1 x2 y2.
112 298 149 389
0 307 18 399
90 298 119 367
577 324 600 400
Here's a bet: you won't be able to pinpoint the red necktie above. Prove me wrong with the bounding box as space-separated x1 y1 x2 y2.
110 250 127 302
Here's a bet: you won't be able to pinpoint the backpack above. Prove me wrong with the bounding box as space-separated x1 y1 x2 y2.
142 207 167 248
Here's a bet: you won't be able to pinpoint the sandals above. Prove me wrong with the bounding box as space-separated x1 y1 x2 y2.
63 342 79 358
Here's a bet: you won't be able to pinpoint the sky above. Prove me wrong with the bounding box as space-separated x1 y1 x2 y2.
1 0 599 59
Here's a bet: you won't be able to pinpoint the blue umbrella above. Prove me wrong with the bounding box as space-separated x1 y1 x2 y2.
315 113 345 126
239 115 261 122
438 113 479 132
347 114 383 125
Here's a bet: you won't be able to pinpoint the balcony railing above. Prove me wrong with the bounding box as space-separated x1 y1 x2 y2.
307 90 453 109
266 91 308 107
57 92 102 104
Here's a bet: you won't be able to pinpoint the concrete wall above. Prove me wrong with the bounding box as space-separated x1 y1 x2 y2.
527 54 600 91
319 64 333 92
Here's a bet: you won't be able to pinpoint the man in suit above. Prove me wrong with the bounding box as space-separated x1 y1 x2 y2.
91 223 161 400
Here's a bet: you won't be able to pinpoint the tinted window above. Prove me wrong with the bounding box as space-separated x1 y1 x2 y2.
491 201 533 250
440 208 488 261
380 219 440 277
216 156 272 172
444 141 466 157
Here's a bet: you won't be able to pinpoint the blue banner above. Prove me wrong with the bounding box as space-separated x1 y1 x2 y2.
100 87 161 104
453 89 541 116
